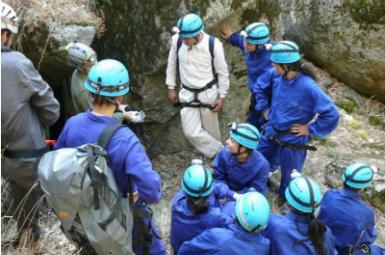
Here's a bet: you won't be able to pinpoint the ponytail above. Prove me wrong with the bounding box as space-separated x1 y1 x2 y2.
287 60 317 81
293 209 327 255
187 196 209 214
308 214 327 255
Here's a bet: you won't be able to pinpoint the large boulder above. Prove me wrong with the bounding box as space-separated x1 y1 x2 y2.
11 0 385 153
278 0 385 103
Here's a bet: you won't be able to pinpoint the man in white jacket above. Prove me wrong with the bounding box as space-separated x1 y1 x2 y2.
166 13 230 159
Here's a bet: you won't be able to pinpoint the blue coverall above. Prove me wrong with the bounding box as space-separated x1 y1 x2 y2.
318 188 385 255
170 182 234 252
213 147 270 195
229 32 272 130
265 211 337 255
55 110 166 255
257 73 340 198
178 224 270 255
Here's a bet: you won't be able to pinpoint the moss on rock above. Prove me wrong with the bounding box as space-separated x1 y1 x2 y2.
344 0 385 25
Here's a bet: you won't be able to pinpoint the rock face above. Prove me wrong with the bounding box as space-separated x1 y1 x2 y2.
14 0 385 153
277 0 385 103
89 0 385 155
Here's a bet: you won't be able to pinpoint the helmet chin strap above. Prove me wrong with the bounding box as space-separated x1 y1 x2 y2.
280 64 290 79
234 145 249 162
105 97 119 111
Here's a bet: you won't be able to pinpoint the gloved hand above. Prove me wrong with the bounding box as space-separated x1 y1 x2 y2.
118 104 146 123
264 43 273 50
290 169 302 179
124 111 145 123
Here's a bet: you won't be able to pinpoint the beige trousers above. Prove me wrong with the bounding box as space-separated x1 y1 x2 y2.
179 86 223 158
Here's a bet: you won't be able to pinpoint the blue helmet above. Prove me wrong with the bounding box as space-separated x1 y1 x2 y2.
229 122 260 150
236 192 270 232
84 59 129 97
270 41 301 64
182 163 213 197
342 163 374 189
241 22 270 44
177 13 204 38
285 176 322 213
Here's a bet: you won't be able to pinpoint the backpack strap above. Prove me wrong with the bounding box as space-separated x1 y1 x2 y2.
89 123 125 228
176 36 183 75
97 123 125 149
208 35 217 78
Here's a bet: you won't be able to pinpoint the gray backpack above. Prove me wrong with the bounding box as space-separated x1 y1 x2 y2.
37 124 134 255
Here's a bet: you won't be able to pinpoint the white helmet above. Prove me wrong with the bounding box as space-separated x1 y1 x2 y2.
65 42 97 68
1 2 18 34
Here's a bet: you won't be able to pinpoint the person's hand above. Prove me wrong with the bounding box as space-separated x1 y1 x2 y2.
128 192 139 203
290 123 310 136
263 110 269 120
219 198 227 205
118 104 128 113
220 24 233 41
211 98 224 113
264 43 273 50
168 89 178 105
124 111 145 123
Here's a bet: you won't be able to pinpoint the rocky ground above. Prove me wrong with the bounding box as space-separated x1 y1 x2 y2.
2 62 384 254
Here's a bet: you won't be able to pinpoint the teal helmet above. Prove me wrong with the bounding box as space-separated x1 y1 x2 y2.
270 40 301 64
84 59 129 97
177 13 204 38
236 192 270 232
229 122 260 150
285 176 322 213
342 163 374 189
241 22 270 44
182 163 213 197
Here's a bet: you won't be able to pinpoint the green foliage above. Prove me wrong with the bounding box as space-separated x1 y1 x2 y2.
344 0 385 25
336 98 360 113
314 136 338 148
65 20 95 26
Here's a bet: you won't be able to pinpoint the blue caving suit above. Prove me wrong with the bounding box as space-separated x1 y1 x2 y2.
178 224 270 255
318 188 385 255
170 182 234 252
265 211 337 255
257 73 340 198
213 147 270 218
55 110 166 255
229 32 272 130
213 147 270 195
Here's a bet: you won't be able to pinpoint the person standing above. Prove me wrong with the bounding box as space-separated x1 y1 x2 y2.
55 59 165 255
258 41 340 200
1 2 60 247
220 22 273 130
65 41 97 113
166 13 230 159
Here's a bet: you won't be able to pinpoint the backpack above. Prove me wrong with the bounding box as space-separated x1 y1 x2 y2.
176 35 217 78
37 124 134 255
